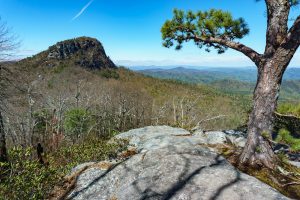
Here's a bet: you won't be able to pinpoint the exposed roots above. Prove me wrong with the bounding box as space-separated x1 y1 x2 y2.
220 145 300 200
239 136 279 170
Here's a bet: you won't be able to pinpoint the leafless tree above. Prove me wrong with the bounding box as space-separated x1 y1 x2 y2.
0 17 18 162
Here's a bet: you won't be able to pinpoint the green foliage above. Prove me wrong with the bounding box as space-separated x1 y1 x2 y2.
255 146 262 153
52 136 128 167
161 9 249 53
0 147 58 200
261 130 271 140
277 103 300 117
276 129 300 152
277 152 289 163
64 108 92 140
33 109 51 135
98 69 120 79
52 64 67 74
47 78 54 89
0 137 128 200
140 68 300 101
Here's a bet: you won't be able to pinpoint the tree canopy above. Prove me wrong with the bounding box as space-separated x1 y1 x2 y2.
162 9 249 54
161 9 263 66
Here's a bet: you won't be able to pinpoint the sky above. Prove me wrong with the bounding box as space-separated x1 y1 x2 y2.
0 0 299 67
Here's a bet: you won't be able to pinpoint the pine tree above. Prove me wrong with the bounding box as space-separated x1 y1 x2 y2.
162 1 300 169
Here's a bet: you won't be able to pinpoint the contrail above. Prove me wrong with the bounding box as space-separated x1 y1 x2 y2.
72 0 94 21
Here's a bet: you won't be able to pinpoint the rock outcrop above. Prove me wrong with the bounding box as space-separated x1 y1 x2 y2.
274 112 300 138
193 129 247 148
26 37 116 69
67 126 290 200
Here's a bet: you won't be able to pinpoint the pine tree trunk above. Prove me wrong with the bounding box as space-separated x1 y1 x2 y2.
0 111 8 163
239 61 284 169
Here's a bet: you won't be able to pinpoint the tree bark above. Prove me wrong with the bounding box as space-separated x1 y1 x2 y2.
0 111 8 163
239 61 285 169
238 0 299 168
264 0 290 56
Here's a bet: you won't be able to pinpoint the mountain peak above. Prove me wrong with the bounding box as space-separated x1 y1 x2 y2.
26 36 116 70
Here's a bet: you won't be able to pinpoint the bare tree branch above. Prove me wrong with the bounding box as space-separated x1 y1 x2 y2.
283 15 300 49
191 35 263 66
0 17 19 61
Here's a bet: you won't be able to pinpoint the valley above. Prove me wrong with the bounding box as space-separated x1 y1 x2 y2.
138 67 300 101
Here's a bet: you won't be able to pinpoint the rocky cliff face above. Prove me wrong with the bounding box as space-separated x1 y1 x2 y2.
28 37 116 69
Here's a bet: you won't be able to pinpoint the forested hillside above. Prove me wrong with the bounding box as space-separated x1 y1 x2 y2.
4 60 249 150
138 67 300 101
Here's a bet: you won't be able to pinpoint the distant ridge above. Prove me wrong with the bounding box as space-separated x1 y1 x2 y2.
137 66 300 101
138 67 300 83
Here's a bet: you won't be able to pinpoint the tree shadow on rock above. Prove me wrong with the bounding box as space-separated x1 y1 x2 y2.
68 143 242 200
67 158 129 199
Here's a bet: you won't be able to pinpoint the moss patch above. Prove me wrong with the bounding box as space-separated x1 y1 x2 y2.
276 129 300 152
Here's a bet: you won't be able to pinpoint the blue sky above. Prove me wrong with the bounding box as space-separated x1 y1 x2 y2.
0 0 299 67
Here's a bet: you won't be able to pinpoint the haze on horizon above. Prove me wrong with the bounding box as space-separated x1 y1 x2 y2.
0 0 300 68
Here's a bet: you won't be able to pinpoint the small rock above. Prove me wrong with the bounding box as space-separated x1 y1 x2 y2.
288 161 300 168
193 128 204 136
224 130 247 138
287 153 300 162
228 136 247 148
273 143 290 154
204 131 228 144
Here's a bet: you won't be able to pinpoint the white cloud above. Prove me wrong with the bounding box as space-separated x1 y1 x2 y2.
72 0 94 21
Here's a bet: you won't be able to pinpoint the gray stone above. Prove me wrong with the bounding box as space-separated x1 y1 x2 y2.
224 130 247 138
193 130 246 147
204 131 228 145
68 126 290 200
232 136 247 148
116 125 207 152
289 161 300 168
43 37 116 69
193 128 204 136
274 143 290 154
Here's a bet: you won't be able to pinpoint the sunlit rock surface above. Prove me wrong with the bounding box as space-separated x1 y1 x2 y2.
68 126 290 200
